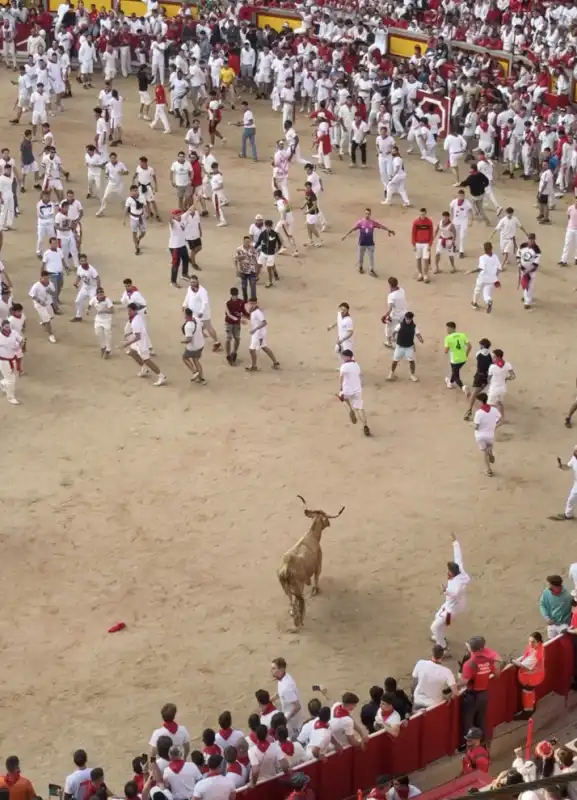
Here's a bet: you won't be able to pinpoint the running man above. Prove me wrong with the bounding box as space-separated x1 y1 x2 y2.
468 242 502 314
487 348 515 422
444 322 471 393
181 307 206 385
412 208 434 283
124 184 147 255
273 189 298 255
327 301 354 358
120 302 166 385
492 207 528 268
245 298 279 372
386 311 424 383
473 391 501 477
464 338 492 421
433 211 457 274
338 349 371 436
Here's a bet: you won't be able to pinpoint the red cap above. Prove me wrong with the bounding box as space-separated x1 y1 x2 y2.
171 209 183 216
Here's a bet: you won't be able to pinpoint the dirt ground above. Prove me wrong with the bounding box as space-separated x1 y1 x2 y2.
1 73 577 791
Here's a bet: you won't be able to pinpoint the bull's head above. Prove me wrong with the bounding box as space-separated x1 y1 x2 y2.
297 495 345 528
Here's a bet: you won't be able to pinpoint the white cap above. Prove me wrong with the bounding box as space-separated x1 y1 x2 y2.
255 214 263 220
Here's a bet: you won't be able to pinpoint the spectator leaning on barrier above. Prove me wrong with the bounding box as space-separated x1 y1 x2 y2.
461 727 491 775
539 575 572 639
297 697 323 748
412 645 459 710
383 677 413 720
361 685 384 733
0 757 36 800
488 769 540 800
387 776 422 800
330 692 368 748
512 632 545 721
512 739 560 783
368 776 391 800
374 693 402 737
459 635 501 744
64 750 92 800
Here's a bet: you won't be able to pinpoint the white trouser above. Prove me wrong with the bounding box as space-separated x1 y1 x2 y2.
75 287 96 317
3 40 16 68
99 182 125 210
565 481 577 518
213 190 226 224
60 235 79 267
378 156 392 185
0 194 15 229
385 314 403 342
120 45 131 77
316 145 331 170
522 144 533 176
37 221 55 253
151 59 165 85
548 623 569 639
392 106 404 134
95 322 112 351
88 173 102 197
523 274 535 306
384 176 409 204
151 104 171 133
484 184 500 211
422 144 438 165
454 222 468 254
292 144 309 166
431 605 450 648
473 278 493 305
0 358 17 400
561 228 577 262
273 175 289 200
340 129 351 156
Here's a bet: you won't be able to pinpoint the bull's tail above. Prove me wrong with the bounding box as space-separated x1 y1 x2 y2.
277 563 306 627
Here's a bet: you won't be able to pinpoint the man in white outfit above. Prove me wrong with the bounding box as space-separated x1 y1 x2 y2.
0 318 22 404
376 124 394 189
71 255 100 321
430 534 470 653
384 146 410 206
89 285 114 357
0 165 15 230
182 275 222 351
550 446 577 521
468 241 502 314
559 199 577 266
449 190 473 258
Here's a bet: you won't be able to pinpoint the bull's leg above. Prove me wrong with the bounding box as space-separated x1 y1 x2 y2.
312 553 323 596
294 594 306 627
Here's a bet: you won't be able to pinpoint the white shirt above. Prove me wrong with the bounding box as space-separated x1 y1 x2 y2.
488 360 513 390
149 724 191 750
184 285 210 319
243 108 255 128
248 745 281 782
184 318 204 352
214 729 245 753
54 211 73 237
351 120 370 144
89 296 113 328
76 264 99 289
85 152 102 177
444 133 466 154
474 405 502 438
340 360 362 396
126 197 144 217
105 161 127 185
171 160 192 187
42 247 65 273
567 205 577 230
449 198 472 224
37 199 56 222
387 287 407 319
183 210 201 241
30 90 48 113
193 774 234 800
277 672 305 734
64 768 92 800
164 762 204 800
329 706 355 747
495 215 521 239
337 312 354 351
539 168 554 195
29 280 54 306
374 708 401 734
0 329 22 360
305 723 332 757
477 253 501 282
412 659 456 708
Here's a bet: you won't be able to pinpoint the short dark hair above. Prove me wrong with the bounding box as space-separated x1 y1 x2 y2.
318 706 331 723
493 348 504 358
272 657 287 669
202 728 216 746
124 781 139 799
370 685 384 704
432 644 445 659
207 754 223 771
381 692 396 706
190 751 204 768
5 757 19 773
307 698 322 716
276 725 289 742
342 691 359 705
255 689 270 705
219 711 232 729
223 746 237 764
161 703 177 722
478 392 488 403
256 724 269 742
248 713 260 732
74 750 88 768
90 768 104 782
156 736 172 759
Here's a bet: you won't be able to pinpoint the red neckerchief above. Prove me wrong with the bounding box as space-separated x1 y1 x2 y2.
248 731 258 745
457 198 464 205
255 739 270 753
261 702 276 715
169 760 185 774
550 585 563 596
206 770 221 778
126 285 138 296
203 745 220 756
314 720 329 729
480 403 491 413
238 755 250 767
379 708 396 723
163 720 178 735
218 728 233 740
333 705 350 718
494 358 505 367
4 772 20 788
227 762 243 776
279 741 294 756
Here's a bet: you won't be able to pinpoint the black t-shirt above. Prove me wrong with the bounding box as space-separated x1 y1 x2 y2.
137 72 150 92
460 172 489 197
360 701 379 733
475 349 493 378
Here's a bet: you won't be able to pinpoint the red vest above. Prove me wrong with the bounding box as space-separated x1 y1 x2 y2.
518 643 545 687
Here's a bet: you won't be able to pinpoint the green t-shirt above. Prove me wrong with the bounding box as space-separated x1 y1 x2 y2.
444 332 469 364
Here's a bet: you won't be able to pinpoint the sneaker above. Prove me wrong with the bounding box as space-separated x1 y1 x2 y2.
153 374 167 386
559 261 568 266
462 385 469 395
137 366 150 377
486 301 493 314
216 221 227 227
48 334 56 343
444 377 453 389
7 397 19 405
386 372 397 381
409 374 419 382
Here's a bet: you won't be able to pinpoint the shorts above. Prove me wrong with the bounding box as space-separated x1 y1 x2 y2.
435 239 454 255
277 218 294 236
306 214 318 226
45 178 63 192
414 243 430 260
187 238 202 249
475 435 494 451
130 215 146 234
183 347 202 359
139 185 154 203
22 161 38 174
537 193 549 205
487 387 505 405
208 119 220 134
393 345 415 361
449 152 463 168
250 331 267 350
176 185 190 200
32 111 47 126
258 252 275 268
225 322 241 341
472 372 488 389
139 91 151 105
344 390 363 410
500 238 515 255
130 341 150 361
34 302 53 324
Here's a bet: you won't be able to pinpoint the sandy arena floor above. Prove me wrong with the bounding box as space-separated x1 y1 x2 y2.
1 72 576 790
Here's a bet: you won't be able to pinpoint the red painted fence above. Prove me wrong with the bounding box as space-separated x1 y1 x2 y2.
236 634 574 800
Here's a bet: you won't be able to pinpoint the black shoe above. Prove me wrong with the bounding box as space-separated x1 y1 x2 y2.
514 710 532 720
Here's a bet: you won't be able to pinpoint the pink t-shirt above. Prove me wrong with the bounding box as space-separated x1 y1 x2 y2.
355 218 383 246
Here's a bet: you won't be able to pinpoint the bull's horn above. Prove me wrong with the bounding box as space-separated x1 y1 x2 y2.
297 495 307 506
328 506 345 519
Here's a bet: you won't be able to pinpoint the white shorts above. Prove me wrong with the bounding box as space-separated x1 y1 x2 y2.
32 111 47 126
475 435 494 451
250 331 267 350
139 185 154 203
344 390 363 410
173 96 187 110
258 252 275 268
45 178 63 192
37 221 55 238
22 161 38 174
17 92 29 109
306 214 318 226
449 152 463 168
415 243 430 260
277 218 294 236
435 239 455 255
487 387 505 405
393 345 415 361
34 301 53 324
130 341 150 361
139 90 152 105
129 215 146 234
80 62 93 75
500 238 515 255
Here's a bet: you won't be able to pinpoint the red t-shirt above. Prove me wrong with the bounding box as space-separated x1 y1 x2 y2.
225 298 246 325
155 84 166 105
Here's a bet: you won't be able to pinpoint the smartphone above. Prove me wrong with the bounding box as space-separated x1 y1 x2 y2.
312 684 321 691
